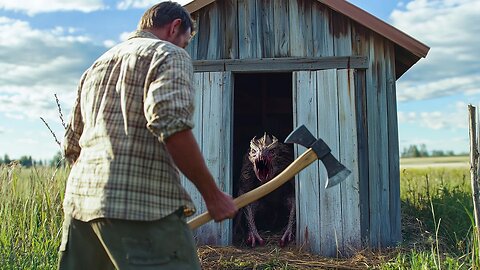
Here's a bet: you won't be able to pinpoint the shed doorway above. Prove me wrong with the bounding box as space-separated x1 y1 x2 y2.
232 73 295 246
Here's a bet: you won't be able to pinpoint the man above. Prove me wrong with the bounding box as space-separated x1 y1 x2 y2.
58 2 237 269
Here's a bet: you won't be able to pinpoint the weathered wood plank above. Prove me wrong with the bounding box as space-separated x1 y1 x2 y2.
220 0 238 59
317 69 343 256
468 105 480 248
181 73 205 211
375 35 392 246
354 69 369 246
288 0 303 57
201 72 224 244
259 0 274 58
332 11 352 57
351 23 369 58
193 56 369 72
254 0 263 58
366 33 392 247
206 2 221 60
293 71 321 254
238 0 257 59
301 0 314 57
273 0 289 57
196 8 209 60
311 1 334 57
185 72 233 245
220 72 234 245
193 60 226 72
337 69 361 255
385 40 401 245
184 73 209 243
184 12 199 60
366 32 380 247
290 0 314 57
351 23 370 246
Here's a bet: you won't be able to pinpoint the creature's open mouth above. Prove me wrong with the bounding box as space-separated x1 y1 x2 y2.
254 159 271 182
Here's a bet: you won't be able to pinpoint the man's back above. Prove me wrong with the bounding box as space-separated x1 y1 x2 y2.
63 30 196 222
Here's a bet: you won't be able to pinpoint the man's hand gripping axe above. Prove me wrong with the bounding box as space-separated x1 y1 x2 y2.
188 125 351 229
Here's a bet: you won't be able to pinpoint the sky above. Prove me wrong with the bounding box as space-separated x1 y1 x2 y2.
0 0 478 161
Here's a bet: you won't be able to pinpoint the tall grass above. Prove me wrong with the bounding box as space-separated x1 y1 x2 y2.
390 167 479 269
0 164 68 269
0 164 478 269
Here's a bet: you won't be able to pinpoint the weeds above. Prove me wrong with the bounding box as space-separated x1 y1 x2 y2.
0 164 68 269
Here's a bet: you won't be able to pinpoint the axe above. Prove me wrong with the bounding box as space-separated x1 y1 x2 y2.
188 125 351 229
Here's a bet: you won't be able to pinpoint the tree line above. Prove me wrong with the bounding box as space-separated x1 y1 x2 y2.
1 144 464 167
0 151 65 167
401 144 466 158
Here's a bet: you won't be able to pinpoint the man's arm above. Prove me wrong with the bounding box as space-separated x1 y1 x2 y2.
165 129 237 222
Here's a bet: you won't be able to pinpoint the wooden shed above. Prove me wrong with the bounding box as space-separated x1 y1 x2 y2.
180 0 430 256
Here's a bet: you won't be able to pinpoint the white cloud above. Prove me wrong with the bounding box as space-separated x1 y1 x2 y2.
103 39 116 48
0 0 105 15
120 31 131 41
391 0 480 101
397 75 480 102
117 0 192 10
0 17 106 122
398 101 469 130
103 31 133 48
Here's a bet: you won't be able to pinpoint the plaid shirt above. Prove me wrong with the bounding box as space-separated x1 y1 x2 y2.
62 30 196 222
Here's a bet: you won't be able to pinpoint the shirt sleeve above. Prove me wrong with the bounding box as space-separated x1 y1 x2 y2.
63 71 87 164
144 49 195 142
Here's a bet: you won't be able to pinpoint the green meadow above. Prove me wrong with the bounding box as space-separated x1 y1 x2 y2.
0 156 478 269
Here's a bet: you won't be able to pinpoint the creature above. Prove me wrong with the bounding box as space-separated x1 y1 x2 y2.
236 133 295 247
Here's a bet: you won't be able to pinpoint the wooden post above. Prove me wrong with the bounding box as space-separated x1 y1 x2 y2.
468 104 480 256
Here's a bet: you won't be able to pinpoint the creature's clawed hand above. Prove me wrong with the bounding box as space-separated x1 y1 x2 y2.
279 227 294 247
246 230 264 248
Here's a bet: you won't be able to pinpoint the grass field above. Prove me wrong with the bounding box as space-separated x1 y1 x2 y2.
0 160 478 269
400 155 470 168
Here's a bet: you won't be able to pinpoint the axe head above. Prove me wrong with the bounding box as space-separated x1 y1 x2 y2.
285 125 351 188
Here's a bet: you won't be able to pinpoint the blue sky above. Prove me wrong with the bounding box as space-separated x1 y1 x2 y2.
0 0 478 160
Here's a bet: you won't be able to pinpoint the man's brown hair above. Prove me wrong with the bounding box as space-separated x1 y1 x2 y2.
138 1 194 33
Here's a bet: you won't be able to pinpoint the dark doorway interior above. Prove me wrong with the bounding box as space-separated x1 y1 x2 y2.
232 73 294 246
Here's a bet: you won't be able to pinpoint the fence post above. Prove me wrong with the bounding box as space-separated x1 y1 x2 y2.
468 104 480 261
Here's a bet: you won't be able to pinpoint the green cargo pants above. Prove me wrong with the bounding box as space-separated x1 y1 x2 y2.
57 209 201 270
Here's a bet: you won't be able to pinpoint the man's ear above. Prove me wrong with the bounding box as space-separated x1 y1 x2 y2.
169 18 182 36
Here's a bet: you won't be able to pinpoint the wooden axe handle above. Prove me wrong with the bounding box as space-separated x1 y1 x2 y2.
188 148 318 230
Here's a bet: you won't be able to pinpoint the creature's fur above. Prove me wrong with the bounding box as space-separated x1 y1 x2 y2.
235 133 295 247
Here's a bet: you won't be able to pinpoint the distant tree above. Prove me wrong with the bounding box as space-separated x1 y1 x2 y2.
19 156 33 167
419 144 429 157
402 145 421 158
431 150 445 157
446 150 455 156
3 154 11 164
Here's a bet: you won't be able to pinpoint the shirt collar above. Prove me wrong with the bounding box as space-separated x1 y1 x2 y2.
127 30 159 40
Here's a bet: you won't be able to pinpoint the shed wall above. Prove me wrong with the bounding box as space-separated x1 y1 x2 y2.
180 72 234 246
184 0 401 250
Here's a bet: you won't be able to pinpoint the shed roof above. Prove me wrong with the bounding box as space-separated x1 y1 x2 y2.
184 0 430 77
